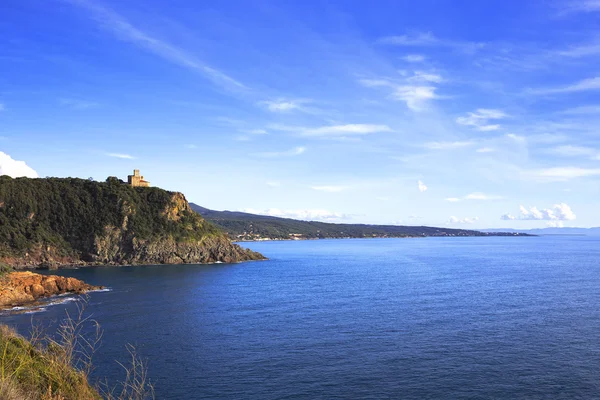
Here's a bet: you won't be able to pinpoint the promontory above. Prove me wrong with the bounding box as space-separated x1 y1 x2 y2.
0 175 265 269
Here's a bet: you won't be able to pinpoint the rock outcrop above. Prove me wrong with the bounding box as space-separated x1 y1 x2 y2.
0 271 103 308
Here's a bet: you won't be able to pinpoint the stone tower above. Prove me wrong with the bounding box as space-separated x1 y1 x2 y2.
127 169 150 187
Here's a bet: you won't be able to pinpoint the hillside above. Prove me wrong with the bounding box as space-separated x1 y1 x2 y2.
190 204 528 240
0 176 264 268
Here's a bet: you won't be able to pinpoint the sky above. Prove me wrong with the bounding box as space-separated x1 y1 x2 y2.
1 0 600 229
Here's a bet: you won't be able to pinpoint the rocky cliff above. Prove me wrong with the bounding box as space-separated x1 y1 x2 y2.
0 176 265 268
0 271 103 308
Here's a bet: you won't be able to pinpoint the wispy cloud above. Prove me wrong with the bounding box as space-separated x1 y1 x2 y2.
254 146 306 158
501 203 576 221
106 152 135 159
241 129 268 135
59 97 99 110
456 109 508 131
476 147 495 153
402 54 426 63
528 77 600 94
378 32 439 46
418 180 428 192
241 208 351 222
265 181 280 187
447 216 479 224
525 166 600 181
546 145 600 159
302 124 391 137
560 105 600 114
424 141 474 150
359 75 440 111
446 192 504 202
260 98 314 113
505 133 526 143
378 31 484 53
558 0 600 14
63 0 246 92
464 192 504 200
0 104 5 111
311 185 347 193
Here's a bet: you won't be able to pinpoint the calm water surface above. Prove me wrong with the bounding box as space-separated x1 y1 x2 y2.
3 236 600 399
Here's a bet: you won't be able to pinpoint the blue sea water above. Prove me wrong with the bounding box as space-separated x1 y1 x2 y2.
3 236 600 399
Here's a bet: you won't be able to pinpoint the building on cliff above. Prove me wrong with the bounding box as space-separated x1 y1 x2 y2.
127 169 150 187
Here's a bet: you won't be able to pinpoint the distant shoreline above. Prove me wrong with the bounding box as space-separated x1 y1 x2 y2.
234 233 534 243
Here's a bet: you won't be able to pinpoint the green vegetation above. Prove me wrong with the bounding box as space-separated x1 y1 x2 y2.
0 263 12 277
190 204 529 240
0 176 221 261
0 304 153 400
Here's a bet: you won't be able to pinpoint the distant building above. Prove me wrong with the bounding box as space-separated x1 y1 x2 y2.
127 169 150 187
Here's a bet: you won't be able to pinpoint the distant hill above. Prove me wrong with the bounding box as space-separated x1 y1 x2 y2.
190 204 529 240
482 227 600 236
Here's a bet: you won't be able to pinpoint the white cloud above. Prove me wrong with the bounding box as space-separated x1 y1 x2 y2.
446 192 504 202
402 54 426 63
526 166 600 181
547 221 565 228
456 109 508 131
408 71 443 83
448 216 479 224
265 181 280 187
392 85 438 110
241 208 350 222
261 99 310 112
106 153 135 159
254 146 306 158
64 0 245 92
502 203 576 221
424 141 474 150
464 192 504 200
0 104 5 111
506 133 526 142
312 185 347 193
476 147 495 153
243 129 268 135
529 77 600 95
418 180 428 192
359 74 440 111
0 152 38 178
185 144 198 149
301 124 392 137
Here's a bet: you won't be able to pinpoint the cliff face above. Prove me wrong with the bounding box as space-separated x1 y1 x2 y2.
0 176 265 268
0 271 103 308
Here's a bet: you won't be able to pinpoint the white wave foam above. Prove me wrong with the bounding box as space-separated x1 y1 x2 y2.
89 288 112 293
23 307 47 314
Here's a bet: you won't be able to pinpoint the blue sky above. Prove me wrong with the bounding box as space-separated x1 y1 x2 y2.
1 0 600 228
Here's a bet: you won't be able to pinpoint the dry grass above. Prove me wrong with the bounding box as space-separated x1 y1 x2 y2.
0 299 154 400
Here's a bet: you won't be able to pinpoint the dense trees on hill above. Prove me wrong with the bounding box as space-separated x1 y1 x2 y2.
0 176 220 258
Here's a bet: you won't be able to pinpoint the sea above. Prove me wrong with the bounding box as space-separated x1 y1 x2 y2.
2 236 600 399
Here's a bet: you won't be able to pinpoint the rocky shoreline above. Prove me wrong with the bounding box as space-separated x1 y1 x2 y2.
0 271 104 309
